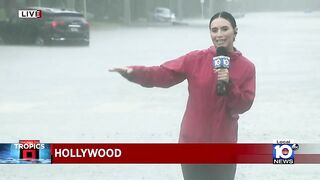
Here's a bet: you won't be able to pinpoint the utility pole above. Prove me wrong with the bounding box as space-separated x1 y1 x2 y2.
124 0 131 24
177 0 183 20
83 0 87 18
200 0 205 18
209 0 214 16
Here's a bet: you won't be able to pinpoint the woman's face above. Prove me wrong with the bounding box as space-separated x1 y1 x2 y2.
210 17 237 52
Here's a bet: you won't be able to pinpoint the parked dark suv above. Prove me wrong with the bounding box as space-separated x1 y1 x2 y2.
0 7 89 46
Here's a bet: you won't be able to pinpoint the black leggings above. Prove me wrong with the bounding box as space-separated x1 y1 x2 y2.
181 164 236 180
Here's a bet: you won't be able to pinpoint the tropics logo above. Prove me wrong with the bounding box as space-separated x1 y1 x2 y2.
14 140 45 160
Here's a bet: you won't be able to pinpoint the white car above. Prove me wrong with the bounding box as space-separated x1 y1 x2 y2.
152 7 176 23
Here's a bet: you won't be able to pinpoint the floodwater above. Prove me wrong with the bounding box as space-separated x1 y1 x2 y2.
0 12 320 179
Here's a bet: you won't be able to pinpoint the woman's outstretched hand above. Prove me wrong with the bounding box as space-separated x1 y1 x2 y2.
109 67 133 80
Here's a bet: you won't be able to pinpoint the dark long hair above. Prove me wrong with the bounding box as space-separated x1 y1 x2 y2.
209 11 237 30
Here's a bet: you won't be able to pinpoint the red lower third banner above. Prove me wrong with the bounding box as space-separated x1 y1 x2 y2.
51 144 273 164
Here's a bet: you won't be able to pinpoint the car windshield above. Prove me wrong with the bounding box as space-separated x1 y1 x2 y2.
50 13 84 18
156 8 170 14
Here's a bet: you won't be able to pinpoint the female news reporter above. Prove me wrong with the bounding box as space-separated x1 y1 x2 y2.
109 11 255 180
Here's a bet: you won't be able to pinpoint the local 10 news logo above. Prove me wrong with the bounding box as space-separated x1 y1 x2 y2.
273 140 299 164
213 56 230 69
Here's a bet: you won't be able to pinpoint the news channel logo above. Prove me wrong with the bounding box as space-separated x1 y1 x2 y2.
18 9 42 19
0 140 51 164
273 142 299 164
212 56 230 69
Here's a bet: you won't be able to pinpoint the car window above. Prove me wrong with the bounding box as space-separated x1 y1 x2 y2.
51 13 84 18
156 9 170 14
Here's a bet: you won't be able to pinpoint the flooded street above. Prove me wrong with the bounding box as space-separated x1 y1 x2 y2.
1 12 320 179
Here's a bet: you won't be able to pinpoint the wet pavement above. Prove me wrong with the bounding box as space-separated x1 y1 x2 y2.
0 12 320 179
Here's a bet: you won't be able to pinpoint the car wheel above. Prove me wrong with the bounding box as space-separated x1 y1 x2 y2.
2 36 14 44
0 36 4 44
35 36 45 46
81 41 89 46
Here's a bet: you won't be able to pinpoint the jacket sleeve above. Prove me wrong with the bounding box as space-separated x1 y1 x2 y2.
226 64 256 115
126 55 188 88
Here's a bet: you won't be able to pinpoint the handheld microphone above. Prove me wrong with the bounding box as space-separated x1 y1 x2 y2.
213 47 230 96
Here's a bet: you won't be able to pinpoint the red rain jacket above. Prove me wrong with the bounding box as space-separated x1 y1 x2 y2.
127 46 255 143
